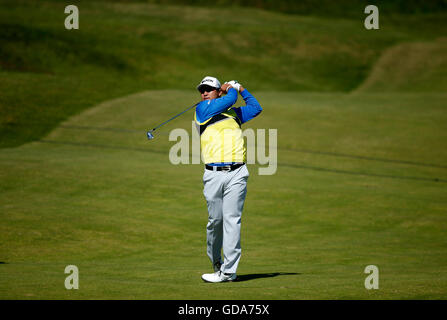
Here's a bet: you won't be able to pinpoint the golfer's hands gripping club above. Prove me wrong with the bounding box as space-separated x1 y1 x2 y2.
225 80 244 93
220 83 233 94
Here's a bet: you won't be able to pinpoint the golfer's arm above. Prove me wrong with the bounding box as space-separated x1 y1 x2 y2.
233 89 262 123
197 88 238 121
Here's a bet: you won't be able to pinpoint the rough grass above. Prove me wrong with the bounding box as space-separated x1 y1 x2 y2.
1 0 446 148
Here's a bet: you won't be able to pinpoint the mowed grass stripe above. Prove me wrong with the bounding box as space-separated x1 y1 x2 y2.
40 123 447 170
32 139 447 184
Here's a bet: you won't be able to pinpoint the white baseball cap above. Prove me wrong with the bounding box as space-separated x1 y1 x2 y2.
196 76 221 91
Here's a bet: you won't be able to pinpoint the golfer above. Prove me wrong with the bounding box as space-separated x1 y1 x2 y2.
195 76 262 282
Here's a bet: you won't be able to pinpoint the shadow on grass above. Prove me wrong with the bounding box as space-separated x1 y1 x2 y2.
235 272 300 282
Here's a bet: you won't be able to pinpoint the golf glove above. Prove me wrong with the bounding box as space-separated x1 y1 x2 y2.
225 80 241 92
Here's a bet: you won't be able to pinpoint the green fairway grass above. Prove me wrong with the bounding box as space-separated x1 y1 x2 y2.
1 90 446 299
1 0 447 300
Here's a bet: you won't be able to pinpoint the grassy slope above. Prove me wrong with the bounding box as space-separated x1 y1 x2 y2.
1 0 446 148
0 90 446 299
134 0 447 17
356 38 447 92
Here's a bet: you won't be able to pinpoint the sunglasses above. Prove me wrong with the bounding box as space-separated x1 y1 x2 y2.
199 85 218 94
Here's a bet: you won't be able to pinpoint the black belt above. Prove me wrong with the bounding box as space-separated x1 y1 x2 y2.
205 163 244 172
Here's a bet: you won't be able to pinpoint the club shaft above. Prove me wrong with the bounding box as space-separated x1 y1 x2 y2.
152 102 199 131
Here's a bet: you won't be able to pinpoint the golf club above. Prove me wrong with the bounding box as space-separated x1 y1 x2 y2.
147 102 200 140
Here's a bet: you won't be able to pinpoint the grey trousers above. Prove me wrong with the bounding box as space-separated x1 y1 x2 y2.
202 164 249 274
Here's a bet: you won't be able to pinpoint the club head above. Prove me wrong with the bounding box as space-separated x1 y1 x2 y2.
147 130 154 140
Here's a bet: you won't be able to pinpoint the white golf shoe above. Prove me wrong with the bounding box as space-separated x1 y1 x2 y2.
201 271 237 283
